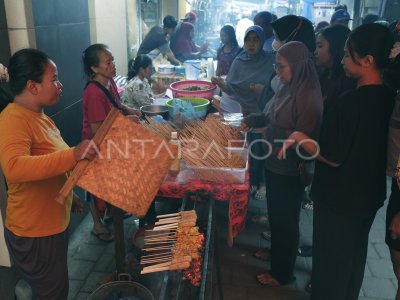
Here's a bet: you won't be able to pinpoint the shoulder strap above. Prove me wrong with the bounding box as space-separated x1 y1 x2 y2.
85 80 121 110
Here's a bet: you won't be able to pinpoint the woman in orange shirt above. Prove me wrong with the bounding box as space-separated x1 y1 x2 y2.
0 49 96 300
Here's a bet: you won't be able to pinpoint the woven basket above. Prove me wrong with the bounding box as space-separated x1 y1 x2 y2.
169 80 216 99
77 113 177 217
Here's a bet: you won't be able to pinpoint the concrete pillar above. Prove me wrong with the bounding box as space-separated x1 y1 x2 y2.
88 0 128 76
4 0 36 53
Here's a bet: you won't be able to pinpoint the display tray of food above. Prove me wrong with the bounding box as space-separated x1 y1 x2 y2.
141 117 248 183
147 193 216 300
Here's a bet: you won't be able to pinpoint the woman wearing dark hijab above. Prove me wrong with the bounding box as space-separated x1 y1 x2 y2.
242 41 323 286
212 25 275 197
212 25 274 114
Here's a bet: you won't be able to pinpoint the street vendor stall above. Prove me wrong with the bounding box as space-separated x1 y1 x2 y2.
59 82 249 298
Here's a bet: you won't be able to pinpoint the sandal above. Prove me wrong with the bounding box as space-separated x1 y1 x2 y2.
254 187 266 200
297 245 312 257
305 281 312 293
253 248 271 261
91 230 114 243
261 230 271 241
251 215 269 225
250 185 258 195
302 200 314 210
256 272 280 287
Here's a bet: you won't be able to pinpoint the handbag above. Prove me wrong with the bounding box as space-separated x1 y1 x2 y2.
298 160 315 186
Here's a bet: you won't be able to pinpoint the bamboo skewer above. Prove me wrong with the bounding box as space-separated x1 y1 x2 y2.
143 245 175 252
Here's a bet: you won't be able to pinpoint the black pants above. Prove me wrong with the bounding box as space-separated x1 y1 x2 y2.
311 203 377 300
4 227 69 300
386 178 400 251
249 132 266 187
265 169 304 283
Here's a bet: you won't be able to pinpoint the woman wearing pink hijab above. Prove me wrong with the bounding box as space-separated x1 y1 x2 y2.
171 22 207 62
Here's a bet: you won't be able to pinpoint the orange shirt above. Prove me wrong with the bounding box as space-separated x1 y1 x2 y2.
0 103 77 237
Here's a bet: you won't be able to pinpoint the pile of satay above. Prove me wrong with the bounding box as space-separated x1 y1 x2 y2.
140 210 204 274
142 117 246 169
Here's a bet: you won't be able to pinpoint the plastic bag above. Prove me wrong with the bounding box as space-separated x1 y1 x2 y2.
170 99 198 127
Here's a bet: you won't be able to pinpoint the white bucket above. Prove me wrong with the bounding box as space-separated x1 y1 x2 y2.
184 60 201 80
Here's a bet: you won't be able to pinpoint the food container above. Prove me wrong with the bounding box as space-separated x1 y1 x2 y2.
184 60 201 80
169 80 216 100
157 64 175 74
175 65 185 75
165 97 210 120
178 147 248 183
140 104 169 120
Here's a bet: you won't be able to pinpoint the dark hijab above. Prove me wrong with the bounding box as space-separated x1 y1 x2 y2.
267 41 322 137
226 25 275 114
272 15 316 53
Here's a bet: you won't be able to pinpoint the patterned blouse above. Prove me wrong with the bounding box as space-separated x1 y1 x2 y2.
121 76 154 109
216 45 242 76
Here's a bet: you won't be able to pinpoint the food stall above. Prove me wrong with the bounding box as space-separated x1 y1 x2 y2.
60 78 249 299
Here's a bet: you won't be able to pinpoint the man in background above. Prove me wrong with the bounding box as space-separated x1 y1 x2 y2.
330 9 352 27
254 11 275 53
138 15 181 65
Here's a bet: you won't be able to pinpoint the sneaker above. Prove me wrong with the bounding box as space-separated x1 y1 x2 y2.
250 185 258 195
261 230 271 241
302 200 314 210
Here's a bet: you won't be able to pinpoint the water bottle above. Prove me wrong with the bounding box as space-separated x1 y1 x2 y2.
169 132 180 175
207 58 214 80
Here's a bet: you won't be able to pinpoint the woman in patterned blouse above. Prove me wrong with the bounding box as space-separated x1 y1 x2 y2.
122 55 154 109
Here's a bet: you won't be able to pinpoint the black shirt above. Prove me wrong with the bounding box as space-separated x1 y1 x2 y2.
137 26 168 55
311 84 395 216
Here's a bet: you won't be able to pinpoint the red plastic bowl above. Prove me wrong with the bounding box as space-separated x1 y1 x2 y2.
169 80 216 100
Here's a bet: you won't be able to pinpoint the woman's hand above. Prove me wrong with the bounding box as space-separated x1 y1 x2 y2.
240 122 251 132
126 107 141 117
211 76 223 86
152 80 167 94
71 193 84 214
277 139 297 160
0 64 9 82
212 95 223 113
126 115 141 123
74 139 98 161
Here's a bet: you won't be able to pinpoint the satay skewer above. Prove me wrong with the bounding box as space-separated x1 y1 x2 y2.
142 245 175 251
156 211 196 219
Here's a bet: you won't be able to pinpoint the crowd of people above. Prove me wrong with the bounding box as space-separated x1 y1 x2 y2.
0 7 400 300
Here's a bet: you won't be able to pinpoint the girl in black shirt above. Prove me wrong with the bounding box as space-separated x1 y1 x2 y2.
278 23 396 300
